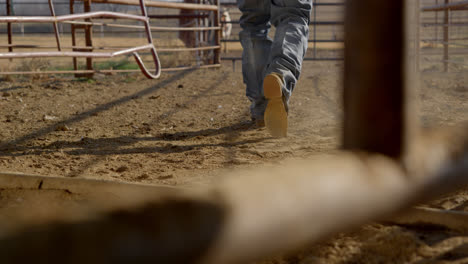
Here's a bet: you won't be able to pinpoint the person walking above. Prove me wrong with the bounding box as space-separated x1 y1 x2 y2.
237 0 312 137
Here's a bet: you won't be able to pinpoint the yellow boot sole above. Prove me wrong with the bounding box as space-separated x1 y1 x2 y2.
263 74 288 138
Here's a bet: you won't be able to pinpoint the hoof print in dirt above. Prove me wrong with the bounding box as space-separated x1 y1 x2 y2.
114 166 129 173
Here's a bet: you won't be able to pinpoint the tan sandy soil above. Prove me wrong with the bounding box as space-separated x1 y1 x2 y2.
0 47 467 262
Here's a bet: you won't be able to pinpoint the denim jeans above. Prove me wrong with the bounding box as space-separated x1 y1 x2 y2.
237 0 312 120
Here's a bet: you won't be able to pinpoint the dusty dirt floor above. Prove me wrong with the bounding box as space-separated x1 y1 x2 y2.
0 48 467 263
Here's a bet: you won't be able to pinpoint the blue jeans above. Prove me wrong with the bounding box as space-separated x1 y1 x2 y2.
238 0 312 120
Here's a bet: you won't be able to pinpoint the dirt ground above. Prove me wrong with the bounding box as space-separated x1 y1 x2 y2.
0 48 467 263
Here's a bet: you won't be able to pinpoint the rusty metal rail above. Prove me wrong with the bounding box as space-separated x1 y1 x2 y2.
421 0 468 11
0 0 222 78
0 1 162 79
78 0 218 11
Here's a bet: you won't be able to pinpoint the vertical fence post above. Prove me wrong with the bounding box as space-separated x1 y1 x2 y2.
435 0 439 44
213 0 221 65
48 0 62 51
84 0 94 78
342 0 410 160
6 0 12 62
415 0 421 73
443 0 449 72
312 0 317 59
70 0 78 74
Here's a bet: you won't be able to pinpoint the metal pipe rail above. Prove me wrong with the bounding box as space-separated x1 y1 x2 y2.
0 11 148 23
0 44 221 52
0 8 162 79
61 20 221 31
0 44 153 58
77 0 218 11
0 63 221 75
1 0 222 77
421 0 468 11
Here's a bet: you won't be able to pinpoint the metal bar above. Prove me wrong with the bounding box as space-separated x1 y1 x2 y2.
0 64 221 75
436 0 439 41
61 20 221 31
342 0 407 158
0 44 221 52
422 39 468 47
421 0 468 11
70 0 78 74
76 0 218 11
6 0 12 62
48 0 62 51
422 22 468 26
83 0 93 78
220 1 345 6
214 0 221 64
158 45 220 52
221 39 345 43
136 0 160 79
423 58 468 66
221 57 343 61
224 20 344 25
0 44 154 58
444 0 449 72
313 0 317 58
0 12 149 23
148 14 209 19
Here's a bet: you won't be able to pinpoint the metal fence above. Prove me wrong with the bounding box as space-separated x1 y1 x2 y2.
1 0 467 77
419 0 468 71
221 0 468 72
0 0 222 78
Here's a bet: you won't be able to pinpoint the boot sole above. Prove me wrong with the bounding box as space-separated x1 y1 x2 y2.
263 74 288 138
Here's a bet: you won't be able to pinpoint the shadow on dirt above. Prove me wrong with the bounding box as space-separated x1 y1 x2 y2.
0 120 264 157
0 69 268 178
0 70 194 152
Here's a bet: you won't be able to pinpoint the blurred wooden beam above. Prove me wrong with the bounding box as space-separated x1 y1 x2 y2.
342 0 408 159
0 127 466 264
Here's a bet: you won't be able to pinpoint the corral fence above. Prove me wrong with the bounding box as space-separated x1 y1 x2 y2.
0 0 467 263
219 0 346 66
220 0 468 72
1 0 467 77
419 0 468 72
0 0 222 78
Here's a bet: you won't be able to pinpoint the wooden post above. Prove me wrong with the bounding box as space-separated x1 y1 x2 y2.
342 0 408 159
443 0 449 72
